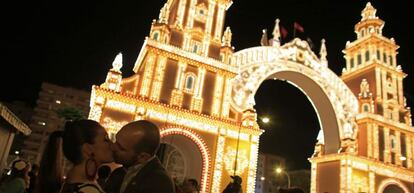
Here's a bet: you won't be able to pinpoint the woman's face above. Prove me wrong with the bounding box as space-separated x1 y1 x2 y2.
90 127 114 164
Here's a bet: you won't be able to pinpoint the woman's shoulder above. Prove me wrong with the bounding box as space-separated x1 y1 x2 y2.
61 182 105 193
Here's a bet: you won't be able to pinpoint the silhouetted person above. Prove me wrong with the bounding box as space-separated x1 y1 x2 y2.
0 159 31 193
27 164 39 193
222 175 242 193
109 120 175 193
278 187 305 193
97 165 111 188
182 178 199 193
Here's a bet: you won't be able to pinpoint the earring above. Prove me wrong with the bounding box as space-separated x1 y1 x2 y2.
85 153 97 180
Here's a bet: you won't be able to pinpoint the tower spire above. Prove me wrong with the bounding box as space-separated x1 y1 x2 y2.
112 53 123 72
319 39 327 61
222 27 232 47
361 2 377 21
158 3 169 24
271 18 281 47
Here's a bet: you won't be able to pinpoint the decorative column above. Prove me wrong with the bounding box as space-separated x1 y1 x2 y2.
175 0 187 27
221 76 232 118
367 124 373 158
214 4 226 40
345 56 350 70
340 159 352 193
140 54 157 97
150 56 167 101
373 124 379 159
310 162 317 193
246 142 259 193
191 67 206 112
397 76 404 105
395 131 402 166
211 73 224 117
186 0 198 29
392 53 397 67
375 68 381 100
88 89 104 122
383 127 391 163
170 61 186 106
407 136 413 168
381 71 387 110
202 36 210 57
211 134 226 193
205 1 216 35
89 105 103 122
369 171 375 193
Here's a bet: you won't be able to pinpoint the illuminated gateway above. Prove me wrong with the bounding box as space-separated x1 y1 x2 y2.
89 1 413 192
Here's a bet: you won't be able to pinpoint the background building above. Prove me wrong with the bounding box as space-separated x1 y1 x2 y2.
255 153 286 193
21 82 90 163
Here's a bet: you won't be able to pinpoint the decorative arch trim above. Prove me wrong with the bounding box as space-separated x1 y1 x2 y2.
160 127 211 193
377 178 410 193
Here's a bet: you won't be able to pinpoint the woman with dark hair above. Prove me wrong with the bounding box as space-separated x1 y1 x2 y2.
35 119 113 193
0 159 31 193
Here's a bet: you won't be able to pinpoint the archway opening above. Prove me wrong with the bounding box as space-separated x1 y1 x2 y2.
383 184 405 193
253 70 342 191
157 134 203 185
255 79 320 170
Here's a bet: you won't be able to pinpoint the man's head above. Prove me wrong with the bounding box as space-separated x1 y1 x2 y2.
112 120 160 167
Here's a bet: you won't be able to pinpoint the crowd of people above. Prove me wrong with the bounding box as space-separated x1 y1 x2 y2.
0 119 303 193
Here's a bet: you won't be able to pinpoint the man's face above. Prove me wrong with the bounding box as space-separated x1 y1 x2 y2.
111 129 144 167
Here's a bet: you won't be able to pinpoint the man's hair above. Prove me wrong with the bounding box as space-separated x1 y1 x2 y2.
132 120 160 155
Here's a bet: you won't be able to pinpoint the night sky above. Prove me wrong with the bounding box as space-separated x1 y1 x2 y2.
2 1 413 170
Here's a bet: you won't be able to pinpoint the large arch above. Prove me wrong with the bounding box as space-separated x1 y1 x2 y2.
160 127 211 193
231 39 359 154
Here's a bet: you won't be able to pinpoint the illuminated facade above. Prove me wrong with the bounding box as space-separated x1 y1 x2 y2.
89 1 413 193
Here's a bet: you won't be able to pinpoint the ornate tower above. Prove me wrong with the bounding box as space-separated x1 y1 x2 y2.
341 2 414 192
89 1 261 193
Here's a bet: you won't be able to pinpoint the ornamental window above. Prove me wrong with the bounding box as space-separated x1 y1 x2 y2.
184 73 196 93
152 31 160 41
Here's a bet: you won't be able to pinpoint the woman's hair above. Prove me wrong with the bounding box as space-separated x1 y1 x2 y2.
35 119 103 193
62 120 103 164
35 130 63 193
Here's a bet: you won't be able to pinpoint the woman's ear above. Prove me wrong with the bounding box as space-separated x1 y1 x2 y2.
81 143 94 158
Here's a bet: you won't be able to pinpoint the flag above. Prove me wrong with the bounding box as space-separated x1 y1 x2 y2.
294 22 304 33
280 26 288 38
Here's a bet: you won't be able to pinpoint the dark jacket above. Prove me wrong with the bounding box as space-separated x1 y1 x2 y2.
108 158 175 193
222 182 242 193
104 167 127 193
